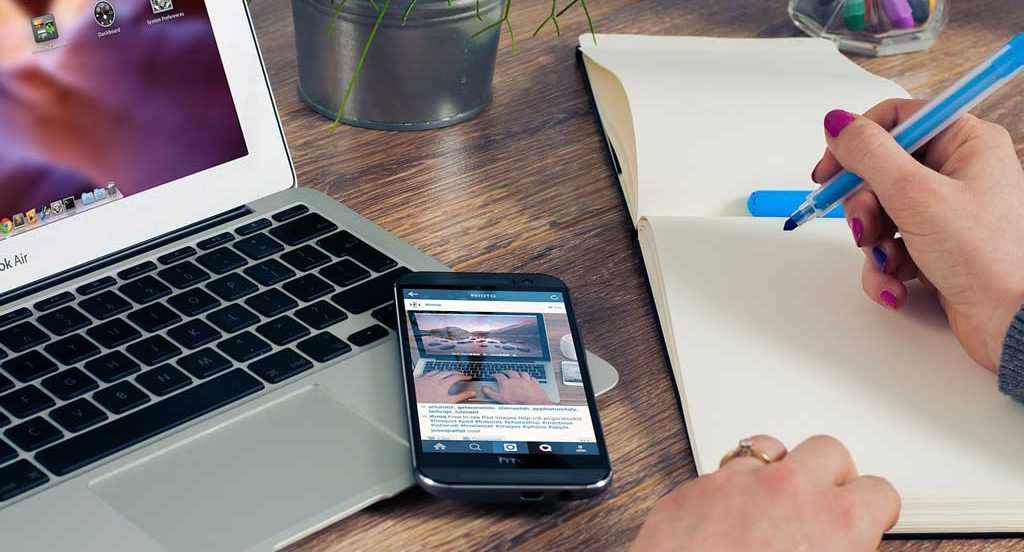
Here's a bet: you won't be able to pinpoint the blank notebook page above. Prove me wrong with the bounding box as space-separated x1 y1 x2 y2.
644 215 1024 532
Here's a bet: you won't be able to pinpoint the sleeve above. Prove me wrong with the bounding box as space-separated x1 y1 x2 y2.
998 304 1024 402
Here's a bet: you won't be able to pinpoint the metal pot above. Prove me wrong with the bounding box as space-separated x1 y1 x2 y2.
291 0 504 130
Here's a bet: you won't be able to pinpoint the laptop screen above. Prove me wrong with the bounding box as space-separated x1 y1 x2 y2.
0 0 248 239
410 312 552 363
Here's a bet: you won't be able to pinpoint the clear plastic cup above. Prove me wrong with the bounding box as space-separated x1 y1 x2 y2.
789 0 949 56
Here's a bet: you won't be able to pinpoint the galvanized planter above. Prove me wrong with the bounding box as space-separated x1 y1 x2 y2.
291 0 504 130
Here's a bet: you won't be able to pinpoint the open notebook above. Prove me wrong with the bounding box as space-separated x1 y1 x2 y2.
580 34 1024 534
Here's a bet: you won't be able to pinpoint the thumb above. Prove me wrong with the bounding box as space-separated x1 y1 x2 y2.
451 390 476 402
480 386 504 402
824 109 953 226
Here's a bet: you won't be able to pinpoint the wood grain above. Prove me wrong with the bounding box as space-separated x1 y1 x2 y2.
248 1 1024 550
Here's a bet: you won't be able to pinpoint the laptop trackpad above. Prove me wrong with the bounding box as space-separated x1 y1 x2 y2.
90 386 410 552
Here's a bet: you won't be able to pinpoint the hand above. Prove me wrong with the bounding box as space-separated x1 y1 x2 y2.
632 435 900 552
814 100 1024 371
413 372 475 403
481 371 555 405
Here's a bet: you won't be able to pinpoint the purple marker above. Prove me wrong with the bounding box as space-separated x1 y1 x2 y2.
881 0 915 29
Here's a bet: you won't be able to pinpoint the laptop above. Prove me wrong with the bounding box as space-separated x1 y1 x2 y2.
0 2 619 551
410 312 560 403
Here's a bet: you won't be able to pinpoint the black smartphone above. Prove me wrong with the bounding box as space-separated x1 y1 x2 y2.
394 272 612 503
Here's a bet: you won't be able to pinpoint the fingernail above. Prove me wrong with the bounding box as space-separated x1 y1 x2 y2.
880 290 898 308
824 109 855 138
849 218 863 246
811 160 823 183
872 246 888 272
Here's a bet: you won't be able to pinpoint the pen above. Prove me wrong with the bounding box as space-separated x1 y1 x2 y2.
748 191 845 219
843 0 866 31
881 0 915 29
785 32 1024 231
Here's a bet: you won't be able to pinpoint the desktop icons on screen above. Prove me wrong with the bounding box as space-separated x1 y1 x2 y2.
0 183 122 241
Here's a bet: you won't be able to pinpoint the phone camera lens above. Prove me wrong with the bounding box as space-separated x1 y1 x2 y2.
521 277 533 284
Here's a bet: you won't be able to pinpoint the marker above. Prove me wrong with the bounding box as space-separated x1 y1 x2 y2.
909 0 930 24
881 0 915 29
748 191 845 219
843 0 866 31
785 33 1024 231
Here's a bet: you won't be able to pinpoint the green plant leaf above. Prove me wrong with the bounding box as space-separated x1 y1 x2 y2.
331 0 394 131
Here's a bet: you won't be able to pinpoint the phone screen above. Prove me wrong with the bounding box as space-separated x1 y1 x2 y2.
400 287 602 460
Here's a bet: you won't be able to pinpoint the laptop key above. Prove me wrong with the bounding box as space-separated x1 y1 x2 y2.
269 213 337 247
249 349 313 384
87 319 142 349
280 244 331 272
117 261 157 281
49 399 107 433
207 304 260 334
5 417 62 452
319 259 370 288
76 276 118 296
331 267 410 315
371 304 398 330
0 439 14 463
0 460 49 501
0 385 54 419
78 291 132 321
119 275 172 305
255 316 310 346
2 351 58 383
93 381 151 415
236 218 272 236
157 246 196 266
196 247 248 275
45 334 100 366
42 368 99 401
197 232 235 251
296 333 352 363
348 325 390 347
294 301 347 330
177 348 232 379
37 306 90 336
233 233 284 261
157 261 210 290
271 204 309 223
245 289 298 318
35 369 264 477
33 292 75 312
206 273 259 302
84 351 141 383
282 274 334 303
0 308 32 330
166 288 221 317
0 322 51 354
136 364 192 397
244 258 295 286
317 231 398 272
217 331 272 363
127 303 181 333
0 373 12 394
167 319 222 350
127 335 182 367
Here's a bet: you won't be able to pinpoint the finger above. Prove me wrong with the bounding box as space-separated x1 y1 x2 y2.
450 390 476 402
784 435 858 485
843 475 902 532
864 235 909 277
891 238 920 282
719 435 789 471
492 373 510 383
439 372 473 381
812 150 841 184
480 386 504 401
842 189 886 247
862 257 908 310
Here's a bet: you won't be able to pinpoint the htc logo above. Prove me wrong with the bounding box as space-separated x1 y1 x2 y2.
0 253 28 273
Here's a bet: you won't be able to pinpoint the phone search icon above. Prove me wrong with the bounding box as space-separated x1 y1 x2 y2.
469 443 481 451
538 444 553 452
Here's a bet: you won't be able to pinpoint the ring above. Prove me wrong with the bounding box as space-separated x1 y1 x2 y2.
719 438 773 468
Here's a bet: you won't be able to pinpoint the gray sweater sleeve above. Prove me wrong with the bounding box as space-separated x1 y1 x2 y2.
998 304 1024 401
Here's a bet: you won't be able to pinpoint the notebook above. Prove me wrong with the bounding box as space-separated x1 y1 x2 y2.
579 34 1024 534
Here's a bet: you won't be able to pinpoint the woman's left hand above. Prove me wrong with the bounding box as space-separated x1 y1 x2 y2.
631 435 900 552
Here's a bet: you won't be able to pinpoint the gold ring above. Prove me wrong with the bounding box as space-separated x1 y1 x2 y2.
719 438 773 468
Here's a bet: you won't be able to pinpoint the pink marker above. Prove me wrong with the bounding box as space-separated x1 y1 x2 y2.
881 0 915 29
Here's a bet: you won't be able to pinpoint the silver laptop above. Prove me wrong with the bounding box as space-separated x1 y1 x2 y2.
0 2 618 551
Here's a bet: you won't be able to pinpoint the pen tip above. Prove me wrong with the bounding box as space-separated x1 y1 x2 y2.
783 218 798 232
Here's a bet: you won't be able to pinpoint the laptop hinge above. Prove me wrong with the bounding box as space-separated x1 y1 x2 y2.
0 205 252 309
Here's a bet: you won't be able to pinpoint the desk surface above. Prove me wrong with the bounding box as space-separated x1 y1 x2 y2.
250 1 1024 550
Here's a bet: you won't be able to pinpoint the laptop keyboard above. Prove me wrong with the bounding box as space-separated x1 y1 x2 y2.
422 360 547 382
0 205 408 504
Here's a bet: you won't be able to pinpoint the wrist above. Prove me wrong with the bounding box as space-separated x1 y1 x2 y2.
987 291 1024 372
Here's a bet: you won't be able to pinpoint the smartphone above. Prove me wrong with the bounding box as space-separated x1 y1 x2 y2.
395 272 612 503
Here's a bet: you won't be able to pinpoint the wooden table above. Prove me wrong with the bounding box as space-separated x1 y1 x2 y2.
249 1 1024 550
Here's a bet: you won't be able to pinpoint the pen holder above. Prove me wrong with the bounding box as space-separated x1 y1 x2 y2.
789 0 949 56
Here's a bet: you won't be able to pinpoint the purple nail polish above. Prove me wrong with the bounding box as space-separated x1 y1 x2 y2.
850 218 864 246
824 109 855 138
880 290 898 308
872 246 888 272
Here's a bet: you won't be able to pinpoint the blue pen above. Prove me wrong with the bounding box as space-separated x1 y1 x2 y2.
748 191 845 218
785 32 1024 231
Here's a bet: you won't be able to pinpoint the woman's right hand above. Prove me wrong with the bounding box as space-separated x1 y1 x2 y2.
813 99 1024 371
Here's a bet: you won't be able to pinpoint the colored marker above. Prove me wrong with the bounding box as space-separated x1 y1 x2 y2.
909 0 930 24
748 191 845 219
882 0 915 29
785 33 1024 231
843 0 866 31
